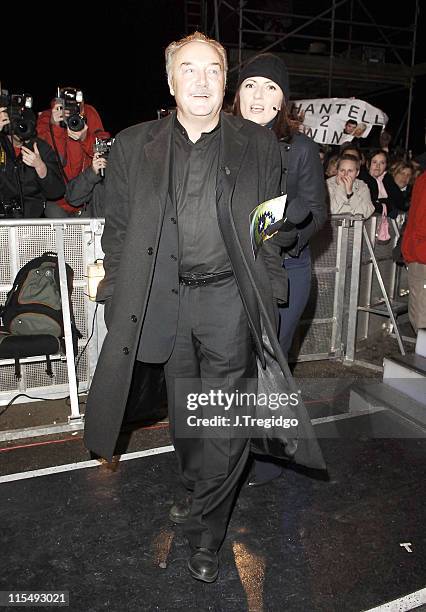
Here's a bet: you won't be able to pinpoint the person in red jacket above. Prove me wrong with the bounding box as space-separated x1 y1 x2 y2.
37 91 108 216
402 164 426 331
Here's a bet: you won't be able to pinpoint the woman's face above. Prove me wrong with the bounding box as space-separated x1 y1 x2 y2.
394 167 412 189
326 158 338 177
369 153 387 178
337 159 359 182
238 77 284 126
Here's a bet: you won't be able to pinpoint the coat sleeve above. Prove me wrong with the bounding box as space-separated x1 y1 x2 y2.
328 178 352 214
383 173 405 218
359 171 381 214
356 181 375 218
65 167 102 208
285 137 327 255
402 173 426 264
34 139 66 201
260 133 289 305
96 136 129 303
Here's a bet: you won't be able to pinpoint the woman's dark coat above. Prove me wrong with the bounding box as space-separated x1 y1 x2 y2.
280 132 327 253
360 169 405 218
83 111 325 471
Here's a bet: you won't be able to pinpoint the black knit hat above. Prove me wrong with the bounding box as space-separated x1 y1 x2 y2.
236 53 290 100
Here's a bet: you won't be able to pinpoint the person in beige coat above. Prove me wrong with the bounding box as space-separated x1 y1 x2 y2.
327 154 375 218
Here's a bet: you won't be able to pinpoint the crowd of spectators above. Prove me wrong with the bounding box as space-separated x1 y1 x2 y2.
322 139 421 220
0 86 425 332
1 87 424 223
321 136 426 332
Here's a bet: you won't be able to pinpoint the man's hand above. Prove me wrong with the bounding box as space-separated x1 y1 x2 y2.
0 107 10 131
67 123 88 141
21 142 47 179
51 102 65 125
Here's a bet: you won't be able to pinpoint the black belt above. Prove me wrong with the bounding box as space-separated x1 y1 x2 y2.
179 270 233 286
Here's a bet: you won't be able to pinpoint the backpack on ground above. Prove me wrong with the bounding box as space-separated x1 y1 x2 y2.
0 330 61 379
0 252 82 369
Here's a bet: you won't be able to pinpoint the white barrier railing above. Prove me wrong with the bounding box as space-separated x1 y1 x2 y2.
0 214 407 436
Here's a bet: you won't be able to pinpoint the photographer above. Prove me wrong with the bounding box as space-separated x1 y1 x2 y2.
36 90 107 217
65 149 108 217
0 105 65 218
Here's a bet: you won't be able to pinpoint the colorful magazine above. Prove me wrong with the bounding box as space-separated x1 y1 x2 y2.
249 194 287 258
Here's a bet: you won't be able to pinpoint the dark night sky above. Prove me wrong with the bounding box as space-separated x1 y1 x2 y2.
3 1 186 134
3 1 425 152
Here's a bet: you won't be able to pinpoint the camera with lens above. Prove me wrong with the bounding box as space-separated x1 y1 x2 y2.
56 86 87 132
0 90 37 143
93 136 115 158
93 137 115 177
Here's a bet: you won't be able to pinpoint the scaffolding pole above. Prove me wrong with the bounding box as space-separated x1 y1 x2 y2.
191 0 420 149
404 0 419 153
328 0 337 97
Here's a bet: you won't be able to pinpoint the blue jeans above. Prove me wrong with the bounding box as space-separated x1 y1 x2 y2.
278 245 312 358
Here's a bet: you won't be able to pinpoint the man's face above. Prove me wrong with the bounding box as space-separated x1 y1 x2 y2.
344 121 357 135
169 41 225 120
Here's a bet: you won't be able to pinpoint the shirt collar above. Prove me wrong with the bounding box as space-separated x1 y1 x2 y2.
175 116 221 142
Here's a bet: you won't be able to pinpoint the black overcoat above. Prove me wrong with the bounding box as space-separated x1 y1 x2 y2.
84 111 325 471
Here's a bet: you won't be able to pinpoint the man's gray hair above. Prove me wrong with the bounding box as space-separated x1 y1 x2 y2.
165 31 228 87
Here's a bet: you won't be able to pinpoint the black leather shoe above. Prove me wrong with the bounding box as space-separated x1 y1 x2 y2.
169 496 191 524
247 466 283 487
188 548 219 583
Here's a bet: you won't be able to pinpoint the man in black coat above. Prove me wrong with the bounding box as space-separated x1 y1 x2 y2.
84 31 325 583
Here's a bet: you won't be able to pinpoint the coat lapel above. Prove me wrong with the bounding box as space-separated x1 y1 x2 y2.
143 112 174 213
217 112 249 206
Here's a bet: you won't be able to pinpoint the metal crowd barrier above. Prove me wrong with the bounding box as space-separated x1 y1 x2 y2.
0 214 407 436
291 213 407 363
344 214 408 362
0 219 105 422
355 215 408 350
290 214 351 361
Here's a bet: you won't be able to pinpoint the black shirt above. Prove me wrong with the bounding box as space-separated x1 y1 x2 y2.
173 118 231 274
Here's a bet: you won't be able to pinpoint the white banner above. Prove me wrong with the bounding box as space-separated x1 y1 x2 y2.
289 98 388 145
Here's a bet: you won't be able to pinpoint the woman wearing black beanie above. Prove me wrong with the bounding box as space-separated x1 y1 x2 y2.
233 53 327 486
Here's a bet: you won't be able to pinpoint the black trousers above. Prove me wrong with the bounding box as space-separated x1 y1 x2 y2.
164 276 256 551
